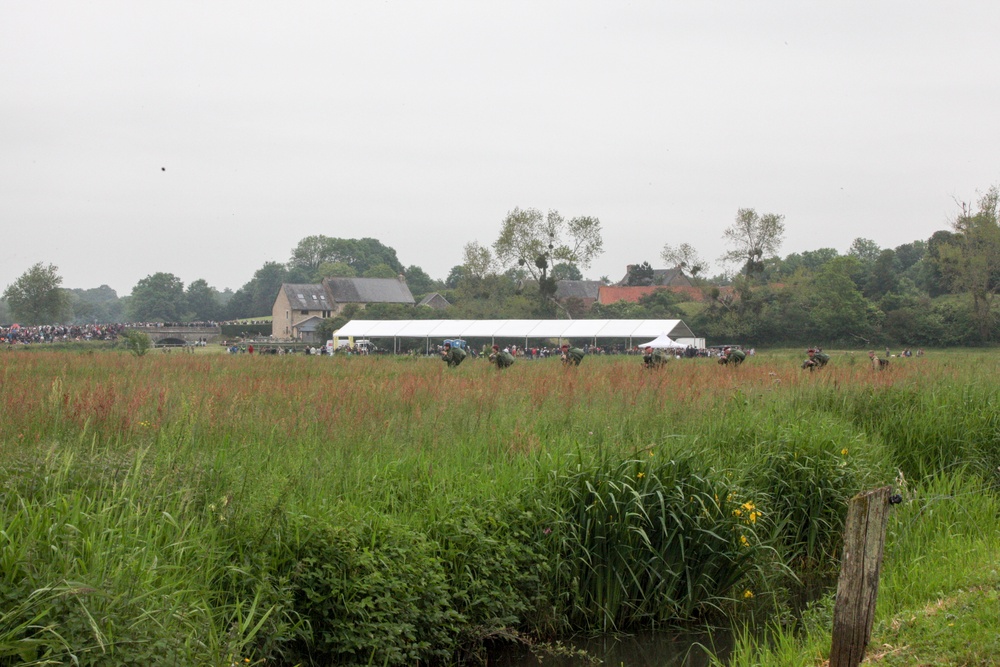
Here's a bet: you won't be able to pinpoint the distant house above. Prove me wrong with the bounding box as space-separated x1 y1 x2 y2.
293 316 326 345
616 265 692 287
417 292 450 310
272 276 415 340
554 280 602 311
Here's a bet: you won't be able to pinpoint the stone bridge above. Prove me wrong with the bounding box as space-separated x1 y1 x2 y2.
127 325 222 347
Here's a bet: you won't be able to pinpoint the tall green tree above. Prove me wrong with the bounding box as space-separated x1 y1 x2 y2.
625 261 655 286
185 279 223 321
403 265 440 298
127 273 186 322
288 235 336 275
2 263 69 325
66 285 123 324
721 208 785 280
809 256 882 343
289 236 405 279
492 207 603 281
938 186 1000 341
660 243 707 282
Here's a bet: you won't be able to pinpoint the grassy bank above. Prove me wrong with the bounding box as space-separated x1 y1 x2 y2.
1 348 997 665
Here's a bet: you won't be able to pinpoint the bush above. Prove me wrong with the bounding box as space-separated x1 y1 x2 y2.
282 515 462 666
543 450 771 631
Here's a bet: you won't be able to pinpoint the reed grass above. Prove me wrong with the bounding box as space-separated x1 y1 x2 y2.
1 348 998 664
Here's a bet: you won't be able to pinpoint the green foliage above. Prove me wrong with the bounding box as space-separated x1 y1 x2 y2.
493 207 603 280
184 278 224 321
722 208 785 279
289 236 405 277
119 329 151 356
65 285 123 324
283 515 463 666
2 262 69 325
219 322 271 338
126 272 186 322
544 450 772 630
625 261 656 286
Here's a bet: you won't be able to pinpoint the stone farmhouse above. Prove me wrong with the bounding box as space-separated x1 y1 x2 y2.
271 276 415 341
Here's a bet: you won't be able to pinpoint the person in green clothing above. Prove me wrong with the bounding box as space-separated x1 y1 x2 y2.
441 342 467 367
718 346 746 366
643 346 670 369
560 343 585 366
490 344 515 369
802 348 830 370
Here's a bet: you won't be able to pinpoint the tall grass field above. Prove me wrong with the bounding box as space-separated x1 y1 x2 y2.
2 348 998 665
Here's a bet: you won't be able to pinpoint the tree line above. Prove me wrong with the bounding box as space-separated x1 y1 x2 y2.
4 187 999 347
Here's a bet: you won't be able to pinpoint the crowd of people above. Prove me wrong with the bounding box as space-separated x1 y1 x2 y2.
1 323 129 344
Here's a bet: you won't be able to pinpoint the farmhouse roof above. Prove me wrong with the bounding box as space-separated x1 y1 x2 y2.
322 277 415 305
417 292 450 309
281 284 331 310
555 280 603 300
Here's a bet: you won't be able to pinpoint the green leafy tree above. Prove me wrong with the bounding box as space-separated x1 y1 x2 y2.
550 263 583 281
866 249 899 300
316 261 357 279
66 285 123 324
462 242 497 281
290 236 405 278
444 265 467 290
922 230 960 297
492 207 604 281
626 262 655 286
660 243 707 282
185 279 223 321
362 263 399 279
228 262 291 319
937 186 1000 341
289 235 336 275
809 257 882 343
3 263 70 325
402 265 440 298
120 330 152 356
774 248 839 279
127 273 186 322
721 208 785 280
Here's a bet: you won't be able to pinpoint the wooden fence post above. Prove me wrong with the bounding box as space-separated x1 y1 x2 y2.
829 485 893 667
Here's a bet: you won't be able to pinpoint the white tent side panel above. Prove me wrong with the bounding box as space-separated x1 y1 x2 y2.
333 319 701 346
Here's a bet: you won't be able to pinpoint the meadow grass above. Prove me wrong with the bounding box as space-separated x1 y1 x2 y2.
1 348 998 665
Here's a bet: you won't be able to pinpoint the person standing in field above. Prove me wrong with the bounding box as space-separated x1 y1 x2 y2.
490 344 515 369
441 342 467 367
869 350 889 370
719 346 746 366
561 343 584 366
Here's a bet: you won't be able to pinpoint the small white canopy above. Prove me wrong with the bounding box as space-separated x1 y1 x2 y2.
637 333 686 349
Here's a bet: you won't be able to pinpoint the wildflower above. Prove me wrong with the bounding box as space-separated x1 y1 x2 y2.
743 589 754 599
648 450 654 457
841 448 849 456
740 534 750 547
543 527 552 535
637 472 645 479
733 508 742 517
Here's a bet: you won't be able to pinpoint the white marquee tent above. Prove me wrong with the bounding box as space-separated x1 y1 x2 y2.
637 333 687 349
333 319 699 353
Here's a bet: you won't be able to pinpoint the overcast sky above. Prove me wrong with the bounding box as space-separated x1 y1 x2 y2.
3 2 998 296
